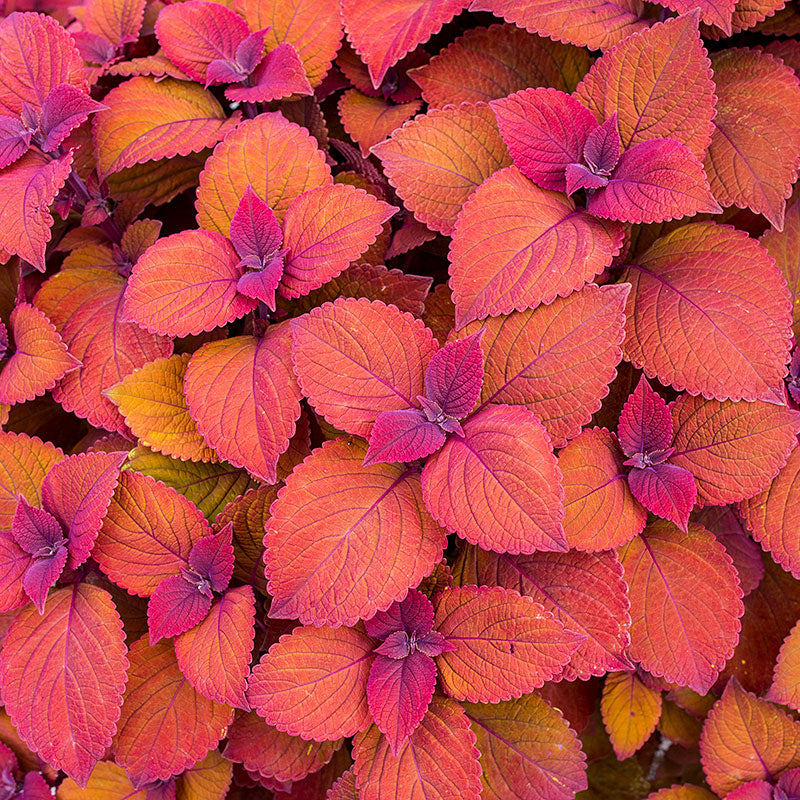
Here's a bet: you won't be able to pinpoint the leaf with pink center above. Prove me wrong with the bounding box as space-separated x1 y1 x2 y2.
39 84 106 152
582 113 621 174
363 408 445 466
147 574 213 643
423 330 484 419
187 523 234 593
618 376 673 461
226 43 314 103
490 88 598 192
367 650 437 754
365 589 435 640
628 462 697 532
230 185 284 267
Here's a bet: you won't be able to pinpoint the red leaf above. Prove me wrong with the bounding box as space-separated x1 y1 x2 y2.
452 545 633 679
224 711 341 783
0 117 31 171
449 166 623 327
768 619 800 711
341 0 469 88
0 534 31 613
371 102 511 236
700 679 800 796
760 199 800 340
0 584 127 786
226 43 314 103
352 695 482 800
421 405 567 554
410 23 592 108
468 0 649 51
574 12 716 158
619 520 744 693
618 376 673 458
290 298 437 437
620 222 793 404
40 84 107 153
266 437 446 626
601 671 662 760
363 408 445 466
433 585 582 702
175 585 255 709
670 395 800 506
0 13 85 115
560 427 647 551
247 624 374 741
627 461 697 532
0 303 79 405
463 693 587 800
424 331 483 419
184 327 302 484
0 151 72 272
95 470 212 596
458 283 629 447
280 184 396 299
113 636 233 787
739 447 800 579
230 184 283 265
147 574 212 643
35 267 173 433
704 49 800 230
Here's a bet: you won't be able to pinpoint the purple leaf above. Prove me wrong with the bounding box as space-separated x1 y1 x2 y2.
71 31 116 65
374 630 415 659
206 59 249 85
423 330 484 419
230 184 284 263
788 348 800 405
418 396 464 436
147 574 213 643
583 113 620 175
365 589 436 640
40 84 107 152
363 408 446 466
11 496 64 555
618 376 673 459
627 462 697 532
236 258 284 310
187 522 234 593
23 546 67 614
0 115 31 169
235 28 268 74
565 163 609 196
225 43 313 104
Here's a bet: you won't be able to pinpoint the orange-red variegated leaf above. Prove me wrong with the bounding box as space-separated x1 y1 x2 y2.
574 12 716 158
184 327 302 484
177 750 232 800
0 585 127 787
339 90 421 157
620 520 744 693
113 636 234 788
601 671 662 760
84 0 145 46
670 395 800 506
410 23 592 107
620 222 793 404
265 437 447 626
0 304 79 405
93 77 238 177
95 470 212 596
248 624 374 741
768 619 800 712
449 166 623 327
700 679 800 796
352 696 482 800
34 267 173 433
372 103 510 236
196 112 332 235
704 49 800 230
105 353 218 463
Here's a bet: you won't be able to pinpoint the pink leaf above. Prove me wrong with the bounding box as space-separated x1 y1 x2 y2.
188 523 234 593
22 546 67 615
583 113 621 174
0 116 31 170
363 408 445 466
364 588 435 640
618 376 673 458
627 462 697 532
230 184 284 264
147 574 212 643
423 330 484 419
236 259 284 310
0 534 31 612
226 43 314 103
11 496 63 556
40 84 106 152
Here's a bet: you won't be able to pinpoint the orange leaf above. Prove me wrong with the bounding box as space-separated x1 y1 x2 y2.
601 671 662 760
177 751 232 800
57 761 146 799
768 619 800 711
84 0 146 46
339 90 421 157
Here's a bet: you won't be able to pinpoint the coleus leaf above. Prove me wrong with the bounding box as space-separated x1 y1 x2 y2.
155 0 251 84
248 623 374 740
601 671 662 760
371 102 511 236
0 303 79 405
704 49 800 230
146 573 212 643
341 0 469 88
458 283 629 447
0 116 31 170
184 327 302 484
105 353 218 463
0 534 32 613
670 395 800 506
739 447 800 579
265 437 446 626
113 635 233 788
619 520 744 693
364 588 436 640
432 585 582 702
424 330 483 419
768 619 800 712
0 584 127 786
617 376 672 458
627 460 697 532
0 13 85 116
619 222 793 404
352 695 482 800
574 12 716 158
57 762 149 800
421 405 567 554
124 230 257 337
34 267 173 433
188 522 235 592
658 0 734 31
559 427 647 550
225 42 314 103
463 692 587 800
291 298 437 437
452 545 632 679
409 23 592 108
760 199 800 339
174 585 255 709
224 712 341 783
338 90 421 158
196 112 332 235
0 151 72 272
700 679 800 797
92 76 239 177
280 183 396 298
328 769 359 800
95 470 212 596
449 166 623 327
39 84 107 153
362 408 445 466
83 0 146 47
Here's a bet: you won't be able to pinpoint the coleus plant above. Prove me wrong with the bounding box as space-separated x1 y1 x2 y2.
0 0 798 798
